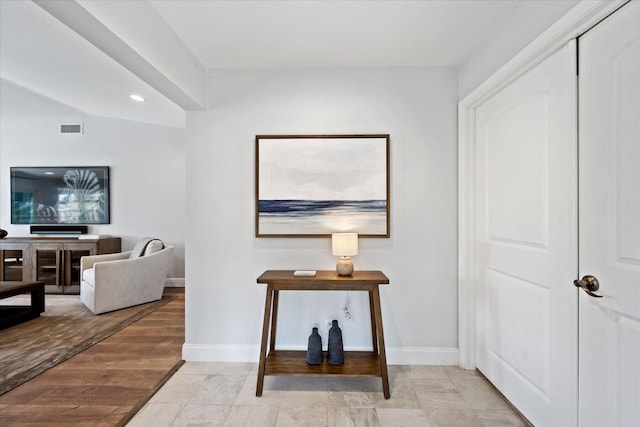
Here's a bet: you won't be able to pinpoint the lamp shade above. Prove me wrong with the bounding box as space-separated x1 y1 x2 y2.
332 233 358 257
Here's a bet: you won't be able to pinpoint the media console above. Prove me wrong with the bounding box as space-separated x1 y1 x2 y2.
0 237 121 294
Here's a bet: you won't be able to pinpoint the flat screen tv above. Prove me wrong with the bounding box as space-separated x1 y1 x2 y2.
11 166 110 224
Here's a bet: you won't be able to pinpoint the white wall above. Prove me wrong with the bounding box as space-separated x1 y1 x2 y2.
184 67 459 364
0 81 186 277
458 0 579 99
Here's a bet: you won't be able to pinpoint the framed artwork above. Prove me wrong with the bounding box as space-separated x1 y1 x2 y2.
255 134 390 237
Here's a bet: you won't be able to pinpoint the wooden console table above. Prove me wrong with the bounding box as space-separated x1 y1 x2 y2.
256 270 391 398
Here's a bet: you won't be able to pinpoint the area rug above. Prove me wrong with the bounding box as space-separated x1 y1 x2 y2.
0 293 176 395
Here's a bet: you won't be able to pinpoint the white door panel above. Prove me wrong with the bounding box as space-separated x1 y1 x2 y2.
487 269 551 396
578 2 640 425
476 41 578 427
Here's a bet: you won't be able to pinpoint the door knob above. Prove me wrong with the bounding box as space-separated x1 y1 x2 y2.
574 275 603 298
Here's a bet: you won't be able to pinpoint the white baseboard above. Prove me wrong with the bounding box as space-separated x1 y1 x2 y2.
165 278 185 287
182 344 459 365
182 344 257 362
386 347 459 365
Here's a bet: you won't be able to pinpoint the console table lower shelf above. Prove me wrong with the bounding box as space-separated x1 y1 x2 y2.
256 270 391 398
265 350 383 377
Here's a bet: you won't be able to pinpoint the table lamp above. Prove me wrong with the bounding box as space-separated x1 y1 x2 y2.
332 233 358 276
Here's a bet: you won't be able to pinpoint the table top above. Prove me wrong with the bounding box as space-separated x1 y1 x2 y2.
0 281 44 296
257 270 389 291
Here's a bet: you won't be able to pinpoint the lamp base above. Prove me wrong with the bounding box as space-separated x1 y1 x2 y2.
336 257 354 276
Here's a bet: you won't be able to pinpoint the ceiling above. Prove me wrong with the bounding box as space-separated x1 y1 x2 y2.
0 0 521 128
0 0 186 128
148 0 517 69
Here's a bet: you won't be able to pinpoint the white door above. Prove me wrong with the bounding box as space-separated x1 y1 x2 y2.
578 2 640 426
475 41 578 427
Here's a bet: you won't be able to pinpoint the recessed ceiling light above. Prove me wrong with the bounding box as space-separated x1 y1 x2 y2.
45 172 54 175
129 94 145 102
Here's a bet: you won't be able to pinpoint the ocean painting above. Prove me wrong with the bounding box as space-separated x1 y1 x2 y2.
256 135 389 237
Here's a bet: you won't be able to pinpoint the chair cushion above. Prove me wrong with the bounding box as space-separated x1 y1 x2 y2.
144 239 164 255
129 238 164 258
82 268 95 286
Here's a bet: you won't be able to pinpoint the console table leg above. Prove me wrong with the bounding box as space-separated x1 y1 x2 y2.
256 283 274 397
368 290 378 354
372 285 390 399
269 290 279 352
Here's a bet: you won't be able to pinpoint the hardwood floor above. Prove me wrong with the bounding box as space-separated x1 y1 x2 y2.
0 287 185 426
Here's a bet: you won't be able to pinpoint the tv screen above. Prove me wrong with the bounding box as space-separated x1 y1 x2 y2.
11 166 110 224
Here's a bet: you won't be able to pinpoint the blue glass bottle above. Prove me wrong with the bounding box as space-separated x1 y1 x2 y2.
327 319 344 365
306 327 323 365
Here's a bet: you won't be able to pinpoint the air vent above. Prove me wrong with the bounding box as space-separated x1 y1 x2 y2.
60 123 83 134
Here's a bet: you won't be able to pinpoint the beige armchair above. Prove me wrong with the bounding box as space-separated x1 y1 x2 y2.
80 242 174 314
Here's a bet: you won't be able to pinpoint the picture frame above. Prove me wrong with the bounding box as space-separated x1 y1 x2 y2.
255 134 390 238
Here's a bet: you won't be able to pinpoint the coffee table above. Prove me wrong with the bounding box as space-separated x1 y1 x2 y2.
0 281 45 329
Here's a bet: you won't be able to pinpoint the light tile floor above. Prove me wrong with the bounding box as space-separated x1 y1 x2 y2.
127 363 530 427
